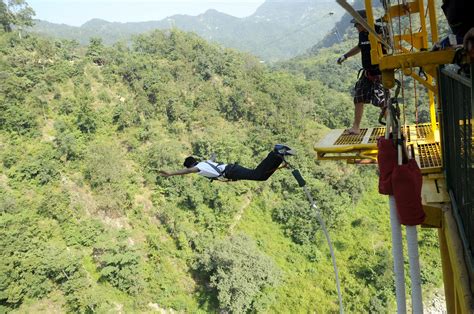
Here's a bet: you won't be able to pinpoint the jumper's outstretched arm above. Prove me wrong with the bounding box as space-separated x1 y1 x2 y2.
159 167 199 177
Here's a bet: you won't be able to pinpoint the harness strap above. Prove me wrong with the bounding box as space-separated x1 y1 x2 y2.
204 161 225 180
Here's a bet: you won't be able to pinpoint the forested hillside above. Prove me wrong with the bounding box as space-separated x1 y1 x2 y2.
1 8 443 313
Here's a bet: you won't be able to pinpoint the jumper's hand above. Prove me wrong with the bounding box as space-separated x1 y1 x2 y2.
159 170 171 177
337 55 347 64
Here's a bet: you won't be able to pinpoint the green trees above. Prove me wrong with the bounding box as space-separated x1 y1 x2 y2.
86 37 106 65
0 212 83 311
0 0 34 33
76 102 97 134
196 234 281 313
0 24 443 313
93 239 144 295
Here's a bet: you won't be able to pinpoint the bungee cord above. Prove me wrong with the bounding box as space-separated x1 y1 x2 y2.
283 159 344 314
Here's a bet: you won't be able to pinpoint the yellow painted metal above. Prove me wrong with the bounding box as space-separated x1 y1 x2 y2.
314 123 444 173
364 0 380 67
414 142 442 173
410 71 437 94
421 205 442 228
394 34 424 50
378 50 456 71
363 0 455 91
382 70 396 89
428 89 437 134
440 227 456 313
421 174 450 204
441 206 474 313
387 1 420 17
417 0 429 50
427 0 439 43
333 1 474 311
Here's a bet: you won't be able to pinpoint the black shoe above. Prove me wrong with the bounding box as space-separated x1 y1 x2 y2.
274 144 296 156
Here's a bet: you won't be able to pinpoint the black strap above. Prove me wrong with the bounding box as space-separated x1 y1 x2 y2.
204 161 224 179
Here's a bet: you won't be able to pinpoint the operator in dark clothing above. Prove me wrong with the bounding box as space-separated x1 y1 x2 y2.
441 0 474 58
337 10 387 135
159 144 295 182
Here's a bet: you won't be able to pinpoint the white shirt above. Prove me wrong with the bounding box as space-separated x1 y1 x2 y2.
195 160 227 178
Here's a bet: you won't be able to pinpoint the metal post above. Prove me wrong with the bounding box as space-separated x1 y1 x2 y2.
406 226 423 313
386 103 407 313
389 196 407 313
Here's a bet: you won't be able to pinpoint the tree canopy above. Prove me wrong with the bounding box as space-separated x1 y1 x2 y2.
0 17 443 313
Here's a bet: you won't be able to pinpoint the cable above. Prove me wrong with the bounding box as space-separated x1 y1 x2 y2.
284 160 344 314
259 12 338 48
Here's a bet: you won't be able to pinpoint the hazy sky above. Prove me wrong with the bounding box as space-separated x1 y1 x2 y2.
27 0 267 26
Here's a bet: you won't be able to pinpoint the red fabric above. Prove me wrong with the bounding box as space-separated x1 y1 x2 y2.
377 137 397 195
392 159 425 226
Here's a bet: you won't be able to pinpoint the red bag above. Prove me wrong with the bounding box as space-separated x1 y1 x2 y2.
377 137 397 195
392 159 425 225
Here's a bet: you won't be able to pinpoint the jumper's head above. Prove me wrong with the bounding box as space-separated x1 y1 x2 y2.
183 156 198 168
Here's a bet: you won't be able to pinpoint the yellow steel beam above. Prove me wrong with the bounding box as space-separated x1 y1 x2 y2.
410 71 437 94
427 0 439 43
364 0 381 67
387 1 420 18
379 50 455 88
428 89 437 133
394 33 425 51
439 227 456 313
421 205 442 228
417 0 429 50
421 174 450 204
379 50 456 71
443 205 474 313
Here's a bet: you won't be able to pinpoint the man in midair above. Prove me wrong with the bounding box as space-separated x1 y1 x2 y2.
159 144 295 181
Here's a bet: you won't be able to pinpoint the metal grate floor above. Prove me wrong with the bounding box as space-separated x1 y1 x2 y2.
368 127 386 143
418 142 442 169
416 124 432 140
334 129 368 145
315 123 441 167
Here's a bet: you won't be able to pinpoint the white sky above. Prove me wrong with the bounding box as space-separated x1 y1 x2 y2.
27 0 267 26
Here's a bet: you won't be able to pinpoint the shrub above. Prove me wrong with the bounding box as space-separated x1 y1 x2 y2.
196 234 281 313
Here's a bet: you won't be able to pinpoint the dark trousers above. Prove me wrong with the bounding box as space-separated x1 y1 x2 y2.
224 151 283 181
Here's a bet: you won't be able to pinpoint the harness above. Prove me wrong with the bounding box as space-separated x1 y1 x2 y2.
357 68 381 81
204 161 228 182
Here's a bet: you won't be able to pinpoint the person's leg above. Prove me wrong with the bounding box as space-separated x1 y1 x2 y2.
348 75 371 135
348 102 364 134
224 152 283 181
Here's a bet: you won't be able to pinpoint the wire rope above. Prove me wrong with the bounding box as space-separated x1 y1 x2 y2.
406 0 415 52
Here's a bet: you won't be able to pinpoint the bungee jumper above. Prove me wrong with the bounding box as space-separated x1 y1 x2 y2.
159 144 295 181
161 144 344 313
337 9 388 135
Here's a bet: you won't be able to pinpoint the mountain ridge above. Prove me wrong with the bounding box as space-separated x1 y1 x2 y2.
31 0 344 61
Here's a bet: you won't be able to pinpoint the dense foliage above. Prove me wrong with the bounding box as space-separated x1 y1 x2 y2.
0 10 443 313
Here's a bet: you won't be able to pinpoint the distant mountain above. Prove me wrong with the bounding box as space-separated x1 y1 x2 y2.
31 0 343 61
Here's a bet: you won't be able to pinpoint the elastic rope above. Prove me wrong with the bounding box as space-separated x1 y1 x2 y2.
286 162 344 314
303 186 344 314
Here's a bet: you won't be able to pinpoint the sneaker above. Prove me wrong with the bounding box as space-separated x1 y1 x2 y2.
274 144 296 156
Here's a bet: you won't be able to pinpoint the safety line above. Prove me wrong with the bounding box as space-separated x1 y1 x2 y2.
286 162 344 314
